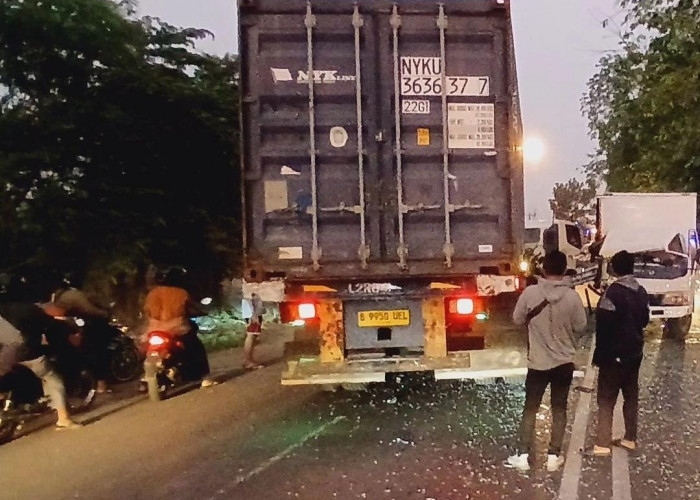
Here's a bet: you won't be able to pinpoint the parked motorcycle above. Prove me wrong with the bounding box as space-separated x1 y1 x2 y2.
105 320 141 383
0 348 96 444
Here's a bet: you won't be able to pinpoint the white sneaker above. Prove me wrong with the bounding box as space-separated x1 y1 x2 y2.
547 454 565 472
504 453 530 471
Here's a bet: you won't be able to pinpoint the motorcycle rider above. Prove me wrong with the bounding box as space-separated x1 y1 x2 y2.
51 274 112 394
0 294 82 429
143 267 214 387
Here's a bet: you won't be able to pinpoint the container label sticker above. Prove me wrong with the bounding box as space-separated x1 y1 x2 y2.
400 57 489 96
270 67 355 84
264 181 289 213
478 245 494 253
278 247 303 260
402 99 431 114
448 103 495 149
417 128 430 146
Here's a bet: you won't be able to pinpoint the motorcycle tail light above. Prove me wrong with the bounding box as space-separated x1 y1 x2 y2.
148 335 167 347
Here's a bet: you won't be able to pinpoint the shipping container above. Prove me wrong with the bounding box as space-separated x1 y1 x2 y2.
238 0 528 385
240 0 524 282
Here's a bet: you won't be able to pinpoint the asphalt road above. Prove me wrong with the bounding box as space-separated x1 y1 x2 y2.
1 332 698 500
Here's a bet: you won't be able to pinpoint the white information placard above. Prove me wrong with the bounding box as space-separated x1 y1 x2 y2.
447 103 495 149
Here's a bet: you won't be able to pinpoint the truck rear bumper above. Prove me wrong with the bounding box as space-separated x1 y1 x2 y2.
649 305 692 319
281 348 527 386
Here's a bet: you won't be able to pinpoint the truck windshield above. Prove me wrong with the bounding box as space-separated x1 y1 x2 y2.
632 251 689 280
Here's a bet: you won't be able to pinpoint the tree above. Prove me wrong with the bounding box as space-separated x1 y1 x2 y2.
549 178 597 222
0 0 240 306
583 0 700 193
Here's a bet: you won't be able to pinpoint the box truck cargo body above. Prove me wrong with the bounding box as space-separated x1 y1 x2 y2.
239 0 527 384
596 193 698 338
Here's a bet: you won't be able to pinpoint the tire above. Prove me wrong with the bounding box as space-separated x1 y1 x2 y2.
664 315 692 340
0 418 18 445
110 344 141 383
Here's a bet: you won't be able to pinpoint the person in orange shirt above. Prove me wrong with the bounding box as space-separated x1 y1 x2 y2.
143 268 214 387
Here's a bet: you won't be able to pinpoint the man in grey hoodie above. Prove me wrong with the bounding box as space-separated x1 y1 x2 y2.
505 250 588 472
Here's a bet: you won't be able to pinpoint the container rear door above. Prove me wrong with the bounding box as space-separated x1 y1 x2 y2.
241 1 522 278
377 5 518 270
241 8 381 269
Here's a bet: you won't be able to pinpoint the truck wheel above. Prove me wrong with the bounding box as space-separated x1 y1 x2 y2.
664 315 692 340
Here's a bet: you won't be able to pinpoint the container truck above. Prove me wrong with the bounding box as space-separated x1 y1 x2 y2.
239 0 527 384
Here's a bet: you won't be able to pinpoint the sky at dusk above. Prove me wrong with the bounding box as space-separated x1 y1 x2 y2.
139 0 622 221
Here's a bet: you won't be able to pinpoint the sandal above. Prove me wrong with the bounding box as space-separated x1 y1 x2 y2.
56 420 83 430
612 439 637 452
590 445 612 457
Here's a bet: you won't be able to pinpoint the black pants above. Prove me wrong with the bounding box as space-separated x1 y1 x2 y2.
596 360 641 446
518 363 575 455
178 331 210 381
82 321 114 381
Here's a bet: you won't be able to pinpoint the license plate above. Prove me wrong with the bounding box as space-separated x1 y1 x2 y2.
357 310 410 328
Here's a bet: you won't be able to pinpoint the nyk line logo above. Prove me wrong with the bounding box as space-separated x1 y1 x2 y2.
270 67 356 84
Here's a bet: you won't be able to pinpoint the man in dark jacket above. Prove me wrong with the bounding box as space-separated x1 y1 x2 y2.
593 250 649 456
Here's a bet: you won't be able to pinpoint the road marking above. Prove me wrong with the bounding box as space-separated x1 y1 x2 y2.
612 396 632 500
212 415 346 496
558 345 596 500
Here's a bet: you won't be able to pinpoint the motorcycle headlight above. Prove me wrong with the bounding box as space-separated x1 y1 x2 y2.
661 293 691 306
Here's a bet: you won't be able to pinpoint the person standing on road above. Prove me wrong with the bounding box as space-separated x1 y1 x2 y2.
242 293 265 370
242 315 262 370
593 250 649 457
506 250 588 472
250 293 265 326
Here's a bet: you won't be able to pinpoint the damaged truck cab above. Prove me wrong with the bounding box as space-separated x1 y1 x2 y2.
594 193 698 339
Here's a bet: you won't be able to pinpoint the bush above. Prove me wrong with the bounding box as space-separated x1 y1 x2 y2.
195 310 247 353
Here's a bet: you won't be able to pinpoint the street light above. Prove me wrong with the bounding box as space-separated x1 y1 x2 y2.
523 137 545 164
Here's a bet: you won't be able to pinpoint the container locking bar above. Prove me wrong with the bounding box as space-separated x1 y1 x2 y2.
353 5 370 269
305 2 321 270
391 4 408 270
438 4 454 268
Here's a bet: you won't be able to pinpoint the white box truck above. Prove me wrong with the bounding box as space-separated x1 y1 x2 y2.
596 193 698 338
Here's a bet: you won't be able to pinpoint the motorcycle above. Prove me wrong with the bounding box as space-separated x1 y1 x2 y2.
72 318 141 384
143 321 208 402
105 320 141 383
0 347 96 444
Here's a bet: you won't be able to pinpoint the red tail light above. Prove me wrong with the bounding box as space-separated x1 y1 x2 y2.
298 303 316 320
148 334 167 347
280 301 319 324
448 298 475 316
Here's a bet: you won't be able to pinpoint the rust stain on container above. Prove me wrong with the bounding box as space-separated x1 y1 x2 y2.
422 297 446 358
319 299 344 362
